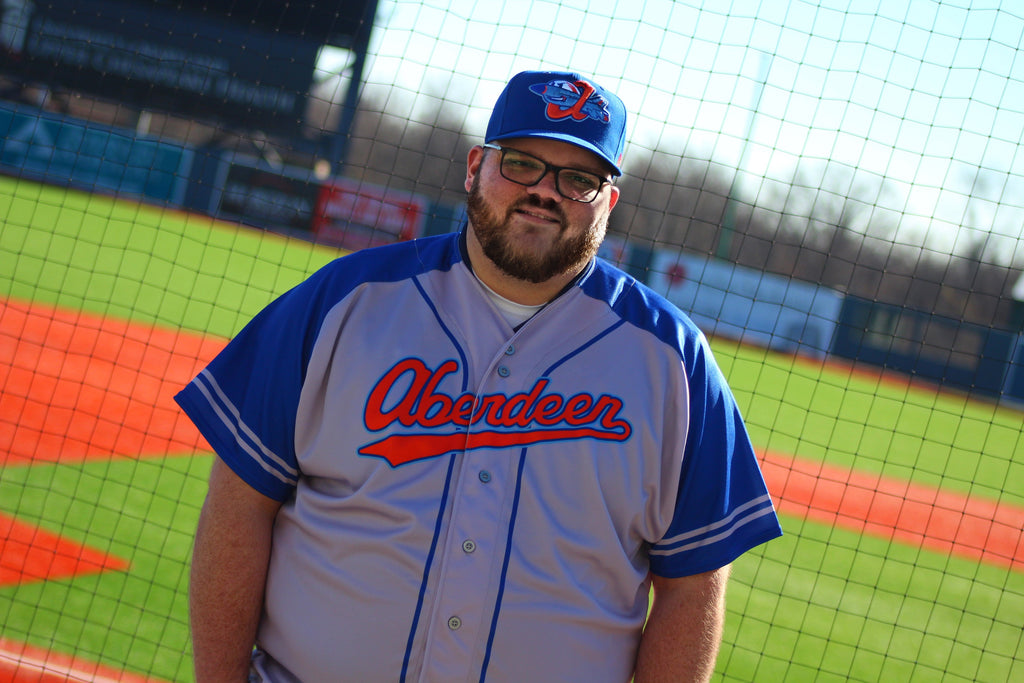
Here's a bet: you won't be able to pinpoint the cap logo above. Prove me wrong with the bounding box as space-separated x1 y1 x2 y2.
528 79 611 124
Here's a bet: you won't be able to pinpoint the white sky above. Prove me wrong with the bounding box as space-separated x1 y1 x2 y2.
319 0 1024 262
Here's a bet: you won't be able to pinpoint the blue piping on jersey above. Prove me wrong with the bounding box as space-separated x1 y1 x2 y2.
542 319 627 376
192 369 298 484
400 274 472 682
581 258 701 365
649 494 777 556
580 257 782 576
413 275 470 380
400 452 457 683
476 320 630 681
479 447 529 683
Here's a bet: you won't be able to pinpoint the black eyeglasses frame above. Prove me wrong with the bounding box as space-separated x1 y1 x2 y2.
481 143 614 203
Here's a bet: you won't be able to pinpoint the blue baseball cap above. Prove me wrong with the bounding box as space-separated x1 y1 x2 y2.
485 70 627 176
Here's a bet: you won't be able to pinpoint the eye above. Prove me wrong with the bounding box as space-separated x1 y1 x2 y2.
504 153 544 172
562 171 602 191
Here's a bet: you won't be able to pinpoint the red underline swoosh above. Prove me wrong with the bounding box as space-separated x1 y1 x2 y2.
358 428 629 467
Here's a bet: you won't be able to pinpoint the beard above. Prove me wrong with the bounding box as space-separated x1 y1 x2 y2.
466 175 607 284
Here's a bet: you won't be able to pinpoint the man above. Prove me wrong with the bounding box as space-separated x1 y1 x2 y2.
177 70 782 683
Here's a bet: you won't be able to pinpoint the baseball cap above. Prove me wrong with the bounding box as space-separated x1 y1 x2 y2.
485 70 627 176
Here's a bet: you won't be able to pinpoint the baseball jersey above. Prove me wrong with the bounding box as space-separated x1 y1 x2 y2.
175 230 782 683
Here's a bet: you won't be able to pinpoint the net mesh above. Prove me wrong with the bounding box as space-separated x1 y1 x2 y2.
0 1 1022 681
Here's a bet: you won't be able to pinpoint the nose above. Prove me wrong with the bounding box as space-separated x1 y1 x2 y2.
527 168 563 201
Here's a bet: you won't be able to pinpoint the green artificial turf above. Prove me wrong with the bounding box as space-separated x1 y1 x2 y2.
1 175 1021 682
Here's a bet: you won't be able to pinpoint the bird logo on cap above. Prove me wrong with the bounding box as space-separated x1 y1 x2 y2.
529 79 611 124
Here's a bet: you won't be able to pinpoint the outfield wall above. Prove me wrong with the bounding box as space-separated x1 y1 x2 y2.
645 248 842 357
0 101 192 204
833 297 1022 400
2 99 1023 404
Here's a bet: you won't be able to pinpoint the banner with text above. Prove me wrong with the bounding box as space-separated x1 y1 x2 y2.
313 179 428 252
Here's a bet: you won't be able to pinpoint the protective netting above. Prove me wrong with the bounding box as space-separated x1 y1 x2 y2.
0 1 1021 681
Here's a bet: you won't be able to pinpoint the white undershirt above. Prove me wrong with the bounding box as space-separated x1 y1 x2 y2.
474 274 546 327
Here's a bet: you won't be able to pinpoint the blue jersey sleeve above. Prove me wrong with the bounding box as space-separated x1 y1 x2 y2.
649 332 783 577
174 268 337 500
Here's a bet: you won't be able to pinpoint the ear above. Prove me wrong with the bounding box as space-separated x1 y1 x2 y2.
606 184 620 211
465 145 486 193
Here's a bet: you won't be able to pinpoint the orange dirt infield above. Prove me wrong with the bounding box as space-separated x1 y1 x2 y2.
0 514 128 587
0 298 224 468
0 638 163 683
0 295 1022 680
758 452 1024 572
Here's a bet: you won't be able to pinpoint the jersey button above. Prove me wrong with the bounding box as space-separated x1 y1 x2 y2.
497 365 510 377
448 616 462 630
478 470 492 483
462 539 477 553
504 344 515 356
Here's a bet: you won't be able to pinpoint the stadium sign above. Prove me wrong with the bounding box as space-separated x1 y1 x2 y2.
144 0 379 49
313 179 427 252
211 157 321 235
1 0 320 137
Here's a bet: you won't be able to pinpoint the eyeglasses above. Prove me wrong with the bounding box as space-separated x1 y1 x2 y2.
482 143 613 203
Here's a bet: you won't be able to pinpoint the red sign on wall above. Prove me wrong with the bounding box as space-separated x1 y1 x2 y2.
313 179 427 251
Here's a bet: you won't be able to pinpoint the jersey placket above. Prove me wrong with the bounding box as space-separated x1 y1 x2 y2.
416 337 532 682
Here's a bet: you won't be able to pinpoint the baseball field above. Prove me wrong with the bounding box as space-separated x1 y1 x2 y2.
1 175 1022 682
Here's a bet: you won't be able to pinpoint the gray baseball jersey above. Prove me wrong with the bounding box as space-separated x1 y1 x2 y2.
176 230 782 683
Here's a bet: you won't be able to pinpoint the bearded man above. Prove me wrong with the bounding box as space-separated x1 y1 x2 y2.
178 70 782 683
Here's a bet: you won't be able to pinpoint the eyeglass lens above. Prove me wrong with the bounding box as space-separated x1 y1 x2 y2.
496 148 605 202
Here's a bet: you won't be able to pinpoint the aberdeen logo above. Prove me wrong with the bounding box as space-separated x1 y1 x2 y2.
358 358 631 466
528 78 611 124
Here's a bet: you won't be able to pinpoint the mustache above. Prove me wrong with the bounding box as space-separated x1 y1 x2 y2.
509 195 567 228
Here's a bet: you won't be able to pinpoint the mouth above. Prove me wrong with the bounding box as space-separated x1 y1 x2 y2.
512 201 564 227
516 208 559 224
